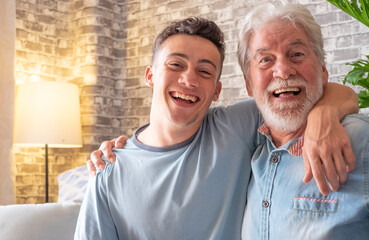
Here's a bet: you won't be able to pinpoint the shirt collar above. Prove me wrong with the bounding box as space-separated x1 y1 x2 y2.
258 123 304 156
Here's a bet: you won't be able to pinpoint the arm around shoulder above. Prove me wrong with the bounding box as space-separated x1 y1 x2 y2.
303 82 359 196
310 82 359 120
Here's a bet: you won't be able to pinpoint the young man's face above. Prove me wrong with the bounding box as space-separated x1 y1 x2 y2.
245 20 328 132
146 34 222 129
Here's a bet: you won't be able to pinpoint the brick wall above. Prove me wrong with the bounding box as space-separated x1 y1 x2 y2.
14 0 369 203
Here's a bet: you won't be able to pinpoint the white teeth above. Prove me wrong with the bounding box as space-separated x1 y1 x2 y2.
172 92 198 103
274 87 300 94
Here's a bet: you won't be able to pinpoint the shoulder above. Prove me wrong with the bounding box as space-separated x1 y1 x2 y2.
199 99 261 151
207 99 258 116
341 114 369 136
341 114 369 161
205 98 260 126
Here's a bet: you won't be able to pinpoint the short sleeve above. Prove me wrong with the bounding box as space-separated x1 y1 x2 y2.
74 164 119 240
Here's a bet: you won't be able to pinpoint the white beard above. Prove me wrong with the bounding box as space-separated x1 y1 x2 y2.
255 75 323 132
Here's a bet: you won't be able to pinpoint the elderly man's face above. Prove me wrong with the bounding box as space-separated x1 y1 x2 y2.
245 20 328 132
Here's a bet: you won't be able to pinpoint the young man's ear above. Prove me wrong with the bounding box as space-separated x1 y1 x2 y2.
145 66 154 87
212 82 222 101
244 74 253 97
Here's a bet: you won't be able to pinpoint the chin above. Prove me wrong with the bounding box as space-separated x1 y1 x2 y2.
260 104 309 133
265 114 306 132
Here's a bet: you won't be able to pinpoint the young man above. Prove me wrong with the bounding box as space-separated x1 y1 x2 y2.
75 17 261 240
76 17 357 239
238 3 369 239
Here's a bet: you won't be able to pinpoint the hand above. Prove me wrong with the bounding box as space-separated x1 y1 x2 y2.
303 108 356 196
87 135 129 176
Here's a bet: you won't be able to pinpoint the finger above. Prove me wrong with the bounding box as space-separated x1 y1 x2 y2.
321 155 340 192
98 140 116 151
100 141 117 164
310 158 329 196
115 135 128 148
90 150 106 170
342 140 356 172
302 151 313 183
332 151 348 185
86 160 96 176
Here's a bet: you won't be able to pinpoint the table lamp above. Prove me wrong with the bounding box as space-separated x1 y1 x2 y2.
14 81 83 202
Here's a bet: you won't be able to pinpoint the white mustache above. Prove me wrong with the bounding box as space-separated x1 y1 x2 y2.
266 76 307 92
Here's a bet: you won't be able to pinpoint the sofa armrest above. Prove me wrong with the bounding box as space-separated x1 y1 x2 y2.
0 202 81 240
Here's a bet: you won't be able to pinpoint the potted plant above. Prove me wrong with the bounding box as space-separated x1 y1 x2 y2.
327 0 369 108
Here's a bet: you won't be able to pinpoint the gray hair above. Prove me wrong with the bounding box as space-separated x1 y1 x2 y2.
237 2 325 78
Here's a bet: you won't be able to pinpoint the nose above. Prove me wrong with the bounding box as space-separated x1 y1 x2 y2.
272 58 296 80
178 68 199 87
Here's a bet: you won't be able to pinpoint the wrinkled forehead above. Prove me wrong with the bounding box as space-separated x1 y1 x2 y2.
249 20 311 51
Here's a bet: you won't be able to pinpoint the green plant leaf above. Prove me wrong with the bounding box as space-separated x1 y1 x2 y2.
358 90 369 108
327 1 369 108
327 0 369 27
344 56 369 90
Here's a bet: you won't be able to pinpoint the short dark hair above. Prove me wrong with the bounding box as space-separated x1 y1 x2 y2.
152 17 225 81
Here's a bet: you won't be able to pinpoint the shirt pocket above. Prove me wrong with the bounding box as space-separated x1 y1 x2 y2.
293 196 338 213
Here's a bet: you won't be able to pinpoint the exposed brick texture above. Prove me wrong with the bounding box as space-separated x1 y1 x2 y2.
14 0 369 203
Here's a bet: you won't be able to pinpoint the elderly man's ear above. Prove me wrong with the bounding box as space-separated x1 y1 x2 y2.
322 65 329 85
244 74 253 97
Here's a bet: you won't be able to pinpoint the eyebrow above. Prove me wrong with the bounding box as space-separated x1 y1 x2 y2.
255 39 309 53
168 52 218 70
289 39 308 47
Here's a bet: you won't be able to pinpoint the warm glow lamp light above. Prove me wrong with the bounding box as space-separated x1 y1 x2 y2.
14 81 82 202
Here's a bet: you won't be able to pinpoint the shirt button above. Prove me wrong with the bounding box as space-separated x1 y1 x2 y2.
271 156 278 163
263 200 270 208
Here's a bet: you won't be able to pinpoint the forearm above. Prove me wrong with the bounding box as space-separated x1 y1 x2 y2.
309 82 358 122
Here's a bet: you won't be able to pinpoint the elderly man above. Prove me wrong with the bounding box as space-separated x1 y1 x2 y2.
239 3 369 239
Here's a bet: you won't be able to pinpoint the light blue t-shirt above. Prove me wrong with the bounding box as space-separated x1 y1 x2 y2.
75 99 261 240
242 114 369 240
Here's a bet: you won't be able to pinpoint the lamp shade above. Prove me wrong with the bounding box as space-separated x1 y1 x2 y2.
14 81 82 148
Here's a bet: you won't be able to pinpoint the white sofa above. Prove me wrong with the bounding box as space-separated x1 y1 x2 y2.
0 165 89 240
0 202 81 240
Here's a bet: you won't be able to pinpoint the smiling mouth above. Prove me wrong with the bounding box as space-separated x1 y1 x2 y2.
273 87 301 97
170 91 199 103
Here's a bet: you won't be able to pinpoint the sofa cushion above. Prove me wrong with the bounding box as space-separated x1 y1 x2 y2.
57 165 90 203
0 202 81 240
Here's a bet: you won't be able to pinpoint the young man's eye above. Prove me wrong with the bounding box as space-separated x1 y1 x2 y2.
198 69 215 78
200 70 211 75
169 63 181 67
167 62 184 70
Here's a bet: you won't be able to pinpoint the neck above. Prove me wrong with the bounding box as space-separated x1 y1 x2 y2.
137 121 200 147
269 124 306 147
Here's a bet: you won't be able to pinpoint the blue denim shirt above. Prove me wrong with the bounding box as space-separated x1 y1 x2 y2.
242 114 369 240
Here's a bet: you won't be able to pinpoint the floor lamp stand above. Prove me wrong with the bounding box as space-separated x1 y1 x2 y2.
45 144 48 203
